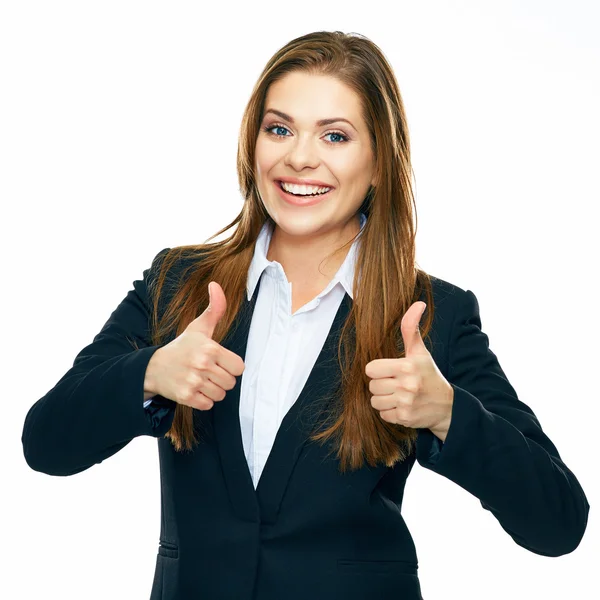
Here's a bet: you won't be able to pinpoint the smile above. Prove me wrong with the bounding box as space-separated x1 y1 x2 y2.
275 180 335 207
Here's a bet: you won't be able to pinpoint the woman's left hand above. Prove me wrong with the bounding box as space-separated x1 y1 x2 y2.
365 301 454 440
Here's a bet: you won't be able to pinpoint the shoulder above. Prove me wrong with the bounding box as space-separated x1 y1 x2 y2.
420 273 485 347
147 246 205 284
425 275 489 350
423 273 471 314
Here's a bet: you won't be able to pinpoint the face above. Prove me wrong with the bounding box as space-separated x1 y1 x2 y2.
255 71 375 247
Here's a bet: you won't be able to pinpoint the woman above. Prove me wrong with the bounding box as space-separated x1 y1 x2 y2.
22 31 590 600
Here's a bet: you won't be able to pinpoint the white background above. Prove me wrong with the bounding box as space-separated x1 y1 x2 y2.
4 1 597 598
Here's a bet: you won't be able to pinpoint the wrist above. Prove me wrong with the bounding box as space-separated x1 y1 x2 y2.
144 348 163 398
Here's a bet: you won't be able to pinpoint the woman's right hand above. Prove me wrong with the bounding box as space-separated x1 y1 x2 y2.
144 282 245 410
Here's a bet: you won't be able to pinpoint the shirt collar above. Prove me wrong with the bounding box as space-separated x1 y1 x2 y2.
247 211 367 301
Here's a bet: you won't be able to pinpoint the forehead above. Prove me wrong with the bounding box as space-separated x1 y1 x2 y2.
263 72 363 121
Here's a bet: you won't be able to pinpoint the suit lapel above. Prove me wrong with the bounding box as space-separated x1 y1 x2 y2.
212 272 353 523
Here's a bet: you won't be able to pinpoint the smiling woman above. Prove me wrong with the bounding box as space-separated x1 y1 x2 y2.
256 71 374 230
22 29 590 600
253 70 378 302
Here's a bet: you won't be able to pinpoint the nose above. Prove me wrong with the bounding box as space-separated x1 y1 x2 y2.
283 135 321 171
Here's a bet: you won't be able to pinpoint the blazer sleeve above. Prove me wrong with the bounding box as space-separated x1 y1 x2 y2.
22 248 177 477
415 288 590 557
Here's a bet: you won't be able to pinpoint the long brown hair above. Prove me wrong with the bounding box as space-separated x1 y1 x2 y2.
147 30 435 473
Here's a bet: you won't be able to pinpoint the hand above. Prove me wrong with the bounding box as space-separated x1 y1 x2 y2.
365 301 454 440
144 282 245 410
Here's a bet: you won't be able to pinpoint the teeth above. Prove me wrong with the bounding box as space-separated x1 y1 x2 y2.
280 181 331 195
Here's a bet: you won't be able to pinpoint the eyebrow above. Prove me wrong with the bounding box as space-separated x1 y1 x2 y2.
263 108 357 132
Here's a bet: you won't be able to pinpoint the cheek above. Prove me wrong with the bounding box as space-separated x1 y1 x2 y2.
255 138 280 169
255 152 266 177
330 163 364 185
329 148 370 176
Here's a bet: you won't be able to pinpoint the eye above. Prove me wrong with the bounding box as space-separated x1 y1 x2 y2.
262 123 349 145
264 124 291 137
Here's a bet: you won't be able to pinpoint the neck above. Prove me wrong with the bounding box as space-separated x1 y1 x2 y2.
266 214 361 288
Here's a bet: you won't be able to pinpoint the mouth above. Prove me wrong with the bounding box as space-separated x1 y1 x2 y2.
274 179 335 207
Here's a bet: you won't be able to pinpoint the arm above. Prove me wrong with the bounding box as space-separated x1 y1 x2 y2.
22 247 176 476
415 288 590 557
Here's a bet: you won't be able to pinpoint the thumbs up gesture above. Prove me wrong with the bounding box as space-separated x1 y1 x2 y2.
145 282 246 410
365 302 454 441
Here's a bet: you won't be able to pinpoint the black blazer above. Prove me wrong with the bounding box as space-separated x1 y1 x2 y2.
22 248 590 600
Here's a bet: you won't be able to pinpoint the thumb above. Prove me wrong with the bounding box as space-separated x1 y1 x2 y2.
401 301 428 357
186 281 226 339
